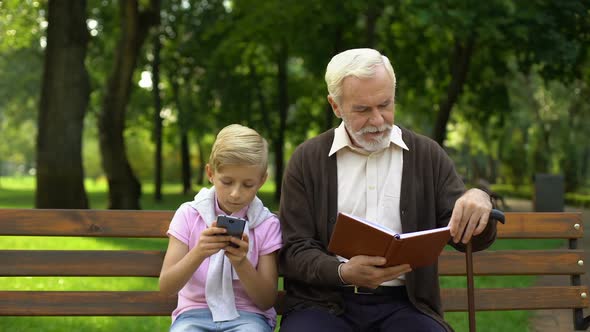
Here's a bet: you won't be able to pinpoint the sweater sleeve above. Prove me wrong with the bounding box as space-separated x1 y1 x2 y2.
278 143 343 287
433 144 497 253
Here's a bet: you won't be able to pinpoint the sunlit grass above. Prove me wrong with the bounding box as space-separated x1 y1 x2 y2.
0 175 278 211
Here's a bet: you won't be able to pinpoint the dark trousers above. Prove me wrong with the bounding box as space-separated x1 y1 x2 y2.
280 287 446 332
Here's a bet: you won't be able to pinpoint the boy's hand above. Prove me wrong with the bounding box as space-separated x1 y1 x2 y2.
193 221 232 258
224 233 250 266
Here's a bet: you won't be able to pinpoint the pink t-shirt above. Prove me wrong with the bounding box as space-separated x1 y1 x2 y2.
167 201 282 327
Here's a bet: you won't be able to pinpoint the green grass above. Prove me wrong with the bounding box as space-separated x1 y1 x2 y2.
0 176 566 331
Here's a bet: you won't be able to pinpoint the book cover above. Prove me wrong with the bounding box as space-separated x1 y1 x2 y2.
328 212 451 268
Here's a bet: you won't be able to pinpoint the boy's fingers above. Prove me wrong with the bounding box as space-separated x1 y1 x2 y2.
203 226 227 236
229 237 249 249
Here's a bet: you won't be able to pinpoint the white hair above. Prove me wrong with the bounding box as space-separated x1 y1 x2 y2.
325 48 396 104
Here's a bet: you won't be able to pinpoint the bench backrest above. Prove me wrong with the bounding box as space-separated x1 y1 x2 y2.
0 209 587 319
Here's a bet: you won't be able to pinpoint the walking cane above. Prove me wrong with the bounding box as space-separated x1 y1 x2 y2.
465 209 505 332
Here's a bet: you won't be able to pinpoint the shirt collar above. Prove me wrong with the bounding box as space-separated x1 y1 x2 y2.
328 122 409 156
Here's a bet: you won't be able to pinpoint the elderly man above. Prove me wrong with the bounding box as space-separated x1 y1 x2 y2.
278 48 497 332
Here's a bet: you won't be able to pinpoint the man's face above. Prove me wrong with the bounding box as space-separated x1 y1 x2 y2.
329 65 395 152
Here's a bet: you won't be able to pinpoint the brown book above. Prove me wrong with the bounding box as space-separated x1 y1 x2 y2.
328 212 451 268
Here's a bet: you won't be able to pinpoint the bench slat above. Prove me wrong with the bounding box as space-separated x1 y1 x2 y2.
0 209 172 237
438 250 587 276
0 210 582 239
1 286 587 316
499 212 583 239
0 291 176 316
441 286 589 311
0 250 165 276
2 249 584 277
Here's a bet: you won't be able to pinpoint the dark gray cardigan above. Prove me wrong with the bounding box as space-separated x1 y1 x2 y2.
278 127 497 331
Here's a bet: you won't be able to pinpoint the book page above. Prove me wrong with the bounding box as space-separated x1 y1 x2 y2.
398 226 450 239
339 212 398 236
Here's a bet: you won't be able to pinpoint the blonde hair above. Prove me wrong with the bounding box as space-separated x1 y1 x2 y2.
325 48 396 104
208 124 268 173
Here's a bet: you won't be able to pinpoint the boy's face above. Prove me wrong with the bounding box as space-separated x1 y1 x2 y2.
206 164 267 215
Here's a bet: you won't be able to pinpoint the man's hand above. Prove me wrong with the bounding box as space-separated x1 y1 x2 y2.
448 188 492 244
340 255 411 289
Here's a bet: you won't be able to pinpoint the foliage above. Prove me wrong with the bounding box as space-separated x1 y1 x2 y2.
1 0 590 199
0 0 44 50
0 1 44 177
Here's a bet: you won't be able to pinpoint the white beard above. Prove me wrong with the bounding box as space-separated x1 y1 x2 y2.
344 121 392 153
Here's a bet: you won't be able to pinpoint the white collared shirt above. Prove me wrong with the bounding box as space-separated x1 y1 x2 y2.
330 122 409 286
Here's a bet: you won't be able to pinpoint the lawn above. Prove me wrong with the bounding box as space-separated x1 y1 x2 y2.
0 176 563 331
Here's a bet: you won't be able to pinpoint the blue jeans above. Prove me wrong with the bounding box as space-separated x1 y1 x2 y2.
170 309 272 332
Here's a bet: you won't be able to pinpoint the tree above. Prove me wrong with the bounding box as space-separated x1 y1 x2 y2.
152 28 163 201
158 0 231 191
379 0 590 148
0 49 42 182
98 0 160 209
36 0 90 208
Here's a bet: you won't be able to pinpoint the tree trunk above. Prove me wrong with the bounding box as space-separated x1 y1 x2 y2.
488 154 497 183
249 62 280 198
274 39 289 202
365 0 383 48
324 27 343 131
180 132 192 194
582 146 590 186
525 74 550 174
171 77 192 194
247 41 288 203
98 0 159 209
433 36 475 146
196 139 205 186
152 29 163 202
36 0 89 209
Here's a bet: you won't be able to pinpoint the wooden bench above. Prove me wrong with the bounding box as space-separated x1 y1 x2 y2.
0 209 588 330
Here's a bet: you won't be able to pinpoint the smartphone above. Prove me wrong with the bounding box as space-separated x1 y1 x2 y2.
216 215 246 248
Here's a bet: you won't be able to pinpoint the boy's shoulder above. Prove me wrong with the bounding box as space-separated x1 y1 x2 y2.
253 206 280 230
177 201 197 212
172 201 204 220
261 212 280 225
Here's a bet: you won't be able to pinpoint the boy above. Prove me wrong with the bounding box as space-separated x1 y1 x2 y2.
159 124 281 332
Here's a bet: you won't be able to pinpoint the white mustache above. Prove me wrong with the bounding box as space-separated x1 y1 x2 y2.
356 124 392 135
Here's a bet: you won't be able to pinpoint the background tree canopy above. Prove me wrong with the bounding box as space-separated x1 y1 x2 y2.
0 0 589 208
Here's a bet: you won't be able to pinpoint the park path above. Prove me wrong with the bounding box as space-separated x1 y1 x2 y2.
503 198 590 332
